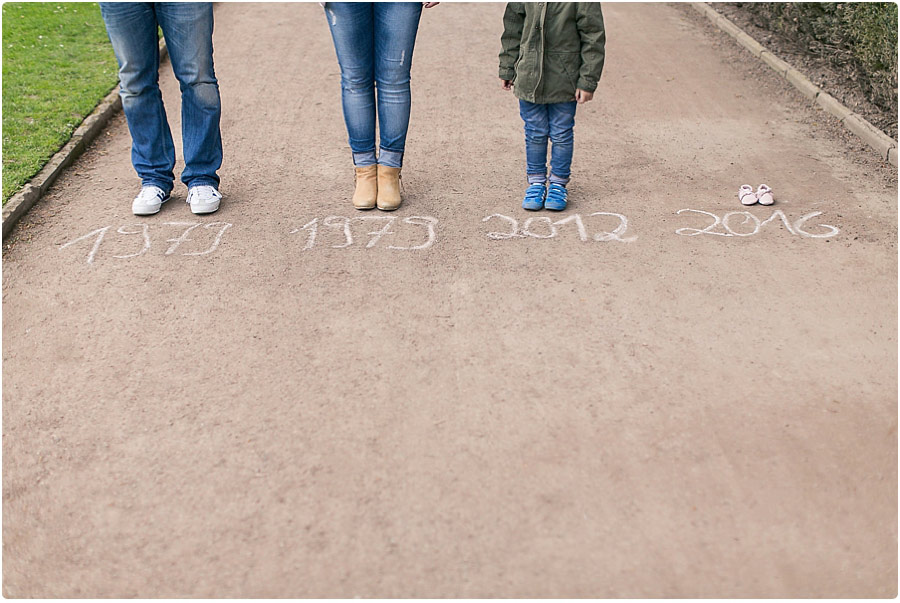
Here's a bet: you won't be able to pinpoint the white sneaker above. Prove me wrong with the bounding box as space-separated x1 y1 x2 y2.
132 185 170 215
187 185 222 214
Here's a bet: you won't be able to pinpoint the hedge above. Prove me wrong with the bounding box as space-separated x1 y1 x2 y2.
732 2 897 115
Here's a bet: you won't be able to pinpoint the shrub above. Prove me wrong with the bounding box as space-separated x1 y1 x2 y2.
734 2 897 114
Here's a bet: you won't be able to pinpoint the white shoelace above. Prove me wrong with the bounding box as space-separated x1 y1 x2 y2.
136 186 165 202
190 185 221 202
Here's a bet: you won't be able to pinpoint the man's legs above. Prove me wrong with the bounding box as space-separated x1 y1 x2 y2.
100 2 175 193
156 2 222 189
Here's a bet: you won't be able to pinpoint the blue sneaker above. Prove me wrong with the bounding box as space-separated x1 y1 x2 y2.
544 183 568 211
521 183 546 211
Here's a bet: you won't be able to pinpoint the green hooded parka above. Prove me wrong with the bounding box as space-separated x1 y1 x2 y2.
499 2 606 104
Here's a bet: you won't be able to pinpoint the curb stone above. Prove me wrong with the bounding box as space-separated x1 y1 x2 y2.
785 68 819 101
2 38 169 241
816 92 853 122
734 31 765 56
843 113 895 160
690 2 898 168
759 50 790 76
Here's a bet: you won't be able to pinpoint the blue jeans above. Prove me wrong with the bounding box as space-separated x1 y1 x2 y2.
519 100 577 185
100 2 222 192
325 2 423 168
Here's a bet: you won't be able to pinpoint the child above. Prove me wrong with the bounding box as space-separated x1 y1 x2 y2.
499 3 605 210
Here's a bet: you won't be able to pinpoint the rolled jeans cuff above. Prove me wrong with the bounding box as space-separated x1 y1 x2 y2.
352 150 377 167
378 148 403 168
549 173 570 185
527 173 547 184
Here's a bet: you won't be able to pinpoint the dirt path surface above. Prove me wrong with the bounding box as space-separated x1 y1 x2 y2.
3 3 897 597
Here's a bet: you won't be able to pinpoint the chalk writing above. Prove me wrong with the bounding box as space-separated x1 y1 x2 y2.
291 215 437 250
675 209 839 238
112 224 150 259
57 208 840 266
164 222 233 256
59 221 232 264
482 212 636 242
59 226 111 264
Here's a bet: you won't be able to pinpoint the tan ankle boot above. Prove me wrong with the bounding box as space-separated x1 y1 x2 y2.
376 165 402 211
352 165 378 210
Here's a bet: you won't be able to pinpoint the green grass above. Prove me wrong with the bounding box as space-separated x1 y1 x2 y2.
2 2 118 204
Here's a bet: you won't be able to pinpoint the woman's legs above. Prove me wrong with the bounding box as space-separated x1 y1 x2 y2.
373 2 422 168
326 2 377 166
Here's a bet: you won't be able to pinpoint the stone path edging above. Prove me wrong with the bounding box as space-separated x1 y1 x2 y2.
2 39 169 240
691 2 898 168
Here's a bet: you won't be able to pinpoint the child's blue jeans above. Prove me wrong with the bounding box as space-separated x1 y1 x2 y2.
519 100 577 185
325 2 423 168
100 2 222 193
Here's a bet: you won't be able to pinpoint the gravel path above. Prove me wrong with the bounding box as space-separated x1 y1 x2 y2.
3 3 896 597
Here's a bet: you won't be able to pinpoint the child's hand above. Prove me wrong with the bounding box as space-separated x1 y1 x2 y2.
575 89 594 104
500 79 513 91
423 2 439 7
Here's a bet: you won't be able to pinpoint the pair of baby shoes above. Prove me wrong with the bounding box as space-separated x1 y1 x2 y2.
738 184 774 206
